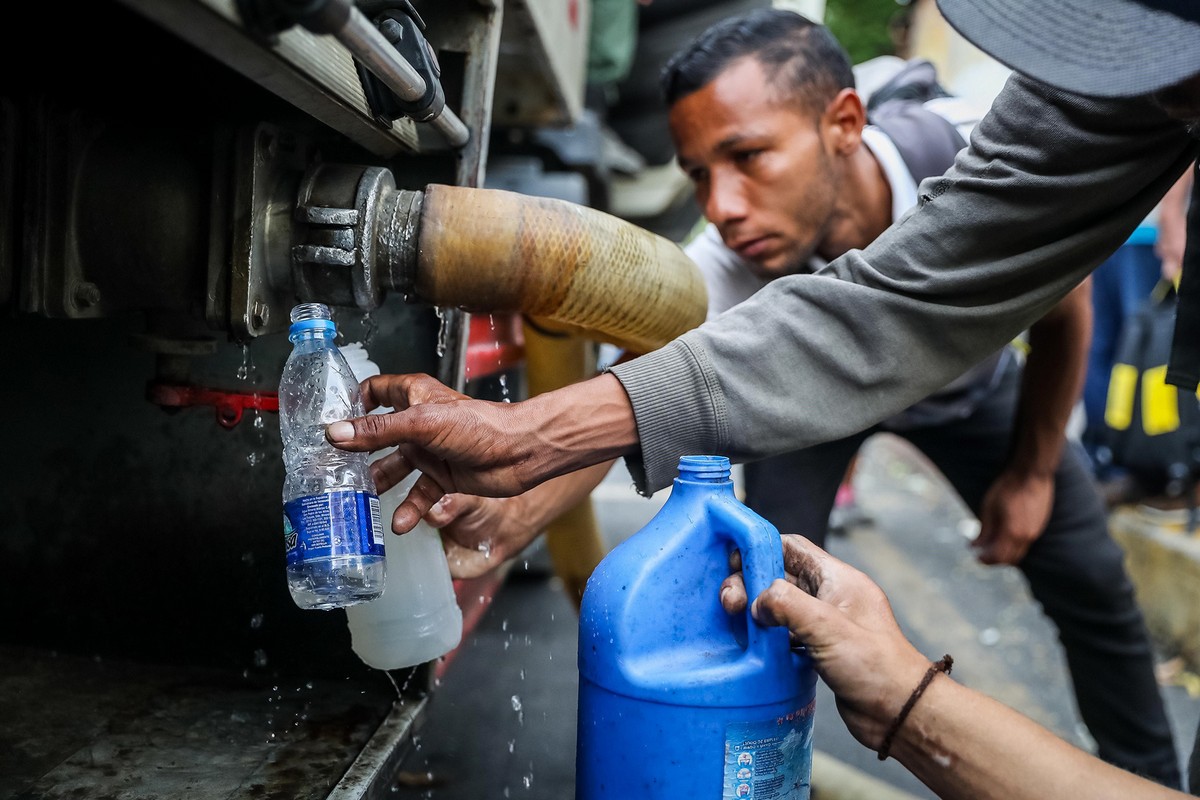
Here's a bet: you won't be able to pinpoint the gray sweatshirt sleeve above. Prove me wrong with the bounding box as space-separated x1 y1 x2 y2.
610 74 1198 495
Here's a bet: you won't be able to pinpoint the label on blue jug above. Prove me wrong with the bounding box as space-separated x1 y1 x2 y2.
283 490 384 565
723 701 815 799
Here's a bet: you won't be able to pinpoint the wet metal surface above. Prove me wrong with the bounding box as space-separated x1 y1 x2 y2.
0 646 404 800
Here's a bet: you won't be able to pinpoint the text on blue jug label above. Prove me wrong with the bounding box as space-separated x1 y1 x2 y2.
723 701 815 799
283 491 384 564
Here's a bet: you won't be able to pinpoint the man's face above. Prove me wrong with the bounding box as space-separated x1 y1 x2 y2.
669 57 842 278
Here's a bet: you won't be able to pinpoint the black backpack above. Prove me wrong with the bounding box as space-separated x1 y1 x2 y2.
1104 280 1200 514
865 59 967 185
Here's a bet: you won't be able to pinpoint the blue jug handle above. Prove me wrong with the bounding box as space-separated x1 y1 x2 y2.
709 497 790 660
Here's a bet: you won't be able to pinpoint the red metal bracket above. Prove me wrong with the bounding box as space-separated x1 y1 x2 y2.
147 383 279 429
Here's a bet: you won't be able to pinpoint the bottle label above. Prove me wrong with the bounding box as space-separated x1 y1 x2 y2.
723 701 815 799
283 491 384 565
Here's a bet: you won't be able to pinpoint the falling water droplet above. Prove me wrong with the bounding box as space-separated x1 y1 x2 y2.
360 312 379 347
511 695 524 726
235 343 267 465
435 307 449 358
385 671 403 700
236 344 256 382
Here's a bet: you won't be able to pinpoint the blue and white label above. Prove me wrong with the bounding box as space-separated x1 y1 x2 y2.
723 701 815 799
283 490 384 565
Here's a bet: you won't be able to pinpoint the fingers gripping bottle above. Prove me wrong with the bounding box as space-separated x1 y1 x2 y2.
577 455 817 799
279 303 385 610
340 343 464 670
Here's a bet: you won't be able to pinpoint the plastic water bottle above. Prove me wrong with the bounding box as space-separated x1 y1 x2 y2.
341 343 464 669
577 455 817 798
279 303 385 610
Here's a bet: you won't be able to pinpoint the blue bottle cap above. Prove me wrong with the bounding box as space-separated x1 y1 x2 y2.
288 318 337 340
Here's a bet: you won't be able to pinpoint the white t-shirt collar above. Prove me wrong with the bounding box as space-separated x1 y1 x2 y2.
861 125 916 224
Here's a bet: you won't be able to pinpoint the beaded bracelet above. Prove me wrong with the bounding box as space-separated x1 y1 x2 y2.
877 654 954 761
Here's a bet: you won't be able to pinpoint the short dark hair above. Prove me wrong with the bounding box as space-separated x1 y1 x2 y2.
660 8 855 115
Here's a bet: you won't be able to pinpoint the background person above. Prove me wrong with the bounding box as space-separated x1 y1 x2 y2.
664 12 1176 783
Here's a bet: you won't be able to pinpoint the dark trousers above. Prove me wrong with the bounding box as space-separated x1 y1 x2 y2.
743 357 1182 787
1192 740 1200 796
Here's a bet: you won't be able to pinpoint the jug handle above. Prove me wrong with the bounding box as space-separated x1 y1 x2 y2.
709 499 790 658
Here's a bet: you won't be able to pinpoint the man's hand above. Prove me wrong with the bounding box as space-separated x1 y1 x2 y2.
978 280 1087 567
720 535 930 752
1155 169 1193 284
972 470 1054 566
427 493 541 579
326 372 638 535
326 373 544 533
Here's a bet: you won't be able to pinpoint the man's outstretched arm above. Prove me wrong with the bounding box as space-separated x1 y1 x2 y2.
327 372 636 532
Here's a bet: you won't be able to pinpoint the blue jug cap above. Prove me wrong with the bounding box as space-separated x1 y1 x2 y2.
677 455 731 481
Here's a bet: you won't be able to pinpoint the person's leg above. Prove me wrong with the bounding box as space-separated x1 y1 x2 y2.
1190 724 1200 794
908 361 1182 786
1019 441 1181 785
742 433 869 550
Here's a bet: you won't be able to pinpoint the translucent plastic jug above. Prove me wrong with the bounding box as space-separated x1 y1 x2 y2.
340 343 463 669
577 455 817 799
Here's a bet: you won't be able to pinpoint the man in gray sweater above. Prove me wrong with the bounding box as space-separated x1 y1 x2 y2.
327 0 1200 785
328 0 1199 540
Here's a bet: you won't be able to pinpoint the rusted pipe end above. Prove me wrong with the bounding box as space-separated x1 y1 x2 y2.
375 187 425 300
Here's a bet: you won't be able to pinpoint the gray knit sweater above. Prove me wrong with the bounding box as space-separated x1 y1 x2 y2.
610 73 1198 494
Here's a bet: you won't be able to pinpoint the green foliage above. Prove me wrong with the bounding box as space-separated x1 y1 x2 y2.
824 0 907 65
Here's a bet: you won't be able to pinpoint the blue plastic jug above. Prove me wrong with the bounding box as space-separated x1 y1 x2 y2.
577 455 817 799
